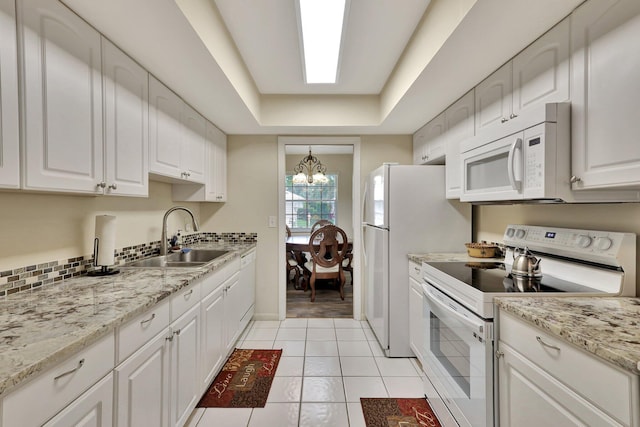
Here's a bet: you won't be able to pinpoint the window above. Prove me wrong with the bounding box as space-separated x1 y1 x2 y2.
285 174 337 230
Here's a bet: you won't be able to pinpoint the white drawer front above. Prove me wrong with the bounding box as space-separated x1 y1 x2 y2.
118 299 170 363
2 333 115 427
409 261 422 282
171 281 201 322
201 257 240 297
499 311 635 425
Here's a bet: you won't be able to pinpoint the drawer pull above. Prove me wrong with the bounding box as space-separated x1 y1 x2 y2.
54 359 85 381
536 336 561 352
140 313 156 326
184 289 194 298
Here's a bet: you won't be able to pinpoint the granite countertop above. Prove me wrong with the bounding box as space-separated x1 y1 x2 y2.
495 296 640 375
408 252 504 264
0 242 256 398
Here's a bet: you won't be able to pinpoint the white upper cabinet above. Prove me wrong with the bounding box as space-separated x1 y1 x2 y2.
413 112 446 165
571 0 640 190
0 0 19 189
149 75 206 184
445 90 474 199
102 37 149 197
19 0 104 193
475 19 569 134
475 62 513 134
172 120 227 202
513 19 570 117
149 75 183 180
208 122 227 202
180 103 206 184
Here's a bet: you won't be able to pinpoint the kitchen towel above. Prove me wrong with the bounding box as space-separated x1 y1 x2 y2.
94 215 116 266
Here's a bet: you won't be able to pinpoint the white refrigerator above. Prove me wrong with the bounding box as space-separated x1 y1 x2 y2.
363 164 471 357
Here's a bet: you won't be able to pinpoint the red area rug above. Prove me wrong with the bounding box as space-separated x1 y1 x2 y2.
197 348 282 408
360 398 442 427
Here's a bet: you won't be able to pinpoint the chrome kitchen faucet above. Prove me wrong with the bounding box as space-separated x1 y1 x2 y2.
161 206 199 255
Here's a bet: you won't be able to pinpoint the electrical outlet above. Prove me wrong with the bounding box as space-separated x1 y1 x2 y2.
268 216 277 228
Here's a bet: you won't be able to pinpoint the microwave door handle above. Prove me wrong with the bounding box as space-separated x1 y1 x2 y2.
507 137 523 191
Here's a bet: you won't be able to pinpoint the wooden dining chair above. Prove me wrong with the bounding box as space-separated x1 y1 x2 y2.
303 225 348 302
285 225 302 288
310 219 332 233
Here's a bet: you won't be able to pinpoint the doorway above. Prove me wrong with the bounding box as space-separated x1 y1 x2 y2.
277 137 361 320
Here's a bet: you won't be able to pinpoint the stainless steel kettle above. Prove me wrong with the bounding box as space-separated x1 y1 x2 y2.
511 247 542 277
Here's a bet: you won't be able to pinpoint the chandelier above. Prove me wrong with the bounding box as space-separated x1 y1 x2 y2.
293 147 329 184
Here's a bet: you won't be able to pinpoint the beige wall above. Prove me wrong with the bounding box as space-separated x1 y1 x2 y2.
0 182 200 271
285 153 354 237
475 203 640 294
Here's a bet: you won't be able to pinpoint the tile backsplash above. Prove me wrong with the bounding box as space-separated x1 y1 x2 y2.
0 232 257 297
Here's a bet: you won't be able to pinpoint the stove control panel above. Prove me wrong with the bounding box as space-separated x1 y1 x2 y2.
503 224 636 267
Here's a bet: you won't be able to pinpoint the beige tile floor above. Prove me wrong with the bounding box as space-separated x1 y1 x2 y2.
186 318 427 427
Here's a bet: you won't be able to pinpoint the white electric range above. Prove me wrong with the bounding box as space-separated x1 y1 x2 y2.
420 224 636 427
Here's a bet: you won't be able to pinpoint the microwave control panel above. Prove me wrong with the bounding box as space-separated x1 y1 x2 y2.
524 126 546 192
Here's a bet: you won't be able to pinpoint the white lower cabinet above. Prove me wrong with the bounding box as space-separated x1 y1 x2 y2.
223 273 243 353
44 374 114 427
1 333 115 427
115 296 200 427
115 325 171 427
497 310 640 427
0 251 257 427
170 303 201 427
408 261 423 362
200 283 226 391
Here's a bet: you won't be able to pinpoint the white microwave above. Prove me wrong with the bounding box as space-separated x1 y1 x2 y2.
459 102 640 203
460 103 570 203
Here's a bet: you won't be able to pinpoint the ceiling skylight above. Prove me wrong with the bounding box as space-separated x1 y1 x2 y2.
298 0 347 84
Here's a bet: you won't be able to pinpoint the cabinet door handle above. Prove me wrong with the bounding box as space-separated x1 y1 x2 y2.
140 313 156 326
96 182 106 189
536 336 561 352
108 183 117 190
570 175 582 184
501 117 509 123
173 329 181 336
54 359 85 381
184 289 194 298
495 350 504 359
166 335 174 342
510 113 518 119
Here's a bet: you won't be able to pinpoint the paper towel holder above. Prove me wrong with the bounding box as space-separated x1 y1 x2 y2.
88 237 120 276
88 215 120 277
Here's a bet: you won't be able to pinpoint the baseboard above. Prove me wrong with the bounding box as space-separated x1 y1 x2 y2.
251 313 280 321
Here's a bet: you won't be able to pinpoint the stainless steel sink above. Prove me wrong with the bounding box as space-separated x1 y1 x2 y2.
124 249 229 268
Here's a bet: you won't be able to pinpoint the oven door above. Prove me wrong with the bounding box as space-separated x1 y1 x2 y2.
460 132 524 202
422 283 494 427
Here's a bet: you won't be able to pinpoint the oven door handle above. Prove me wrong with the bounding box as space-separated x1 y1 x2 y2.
423 285 485 333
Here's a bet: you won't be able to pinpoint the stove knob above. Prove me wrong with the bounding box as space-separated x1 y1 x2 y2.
515 229 526 239
595 237 613 251
576 234 592 248
506 228 515 238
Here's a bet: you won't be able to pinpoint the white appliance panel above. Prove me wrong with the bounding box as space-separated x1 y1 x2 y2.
364 224 388 351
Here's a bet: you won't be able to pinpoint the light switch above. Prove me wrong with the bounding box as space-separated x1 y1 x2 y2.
268 216 277 228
